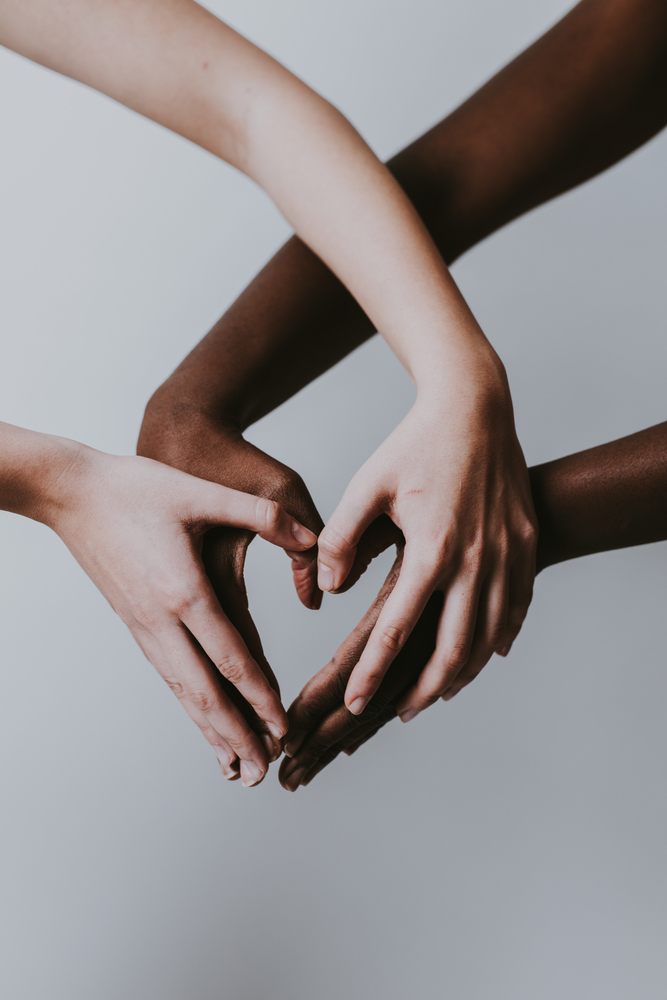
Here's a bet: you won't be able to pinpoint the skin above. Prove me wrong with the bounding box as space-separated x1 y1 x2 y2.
1 0 536 722
0 0 541 782
139 0 667 781
0 422 318 786
279 422 667 789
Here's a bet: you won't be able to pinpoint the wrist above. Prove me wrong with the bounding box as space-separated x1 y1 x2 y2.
415 344 511 419
0 425 93 529
139 386 241 474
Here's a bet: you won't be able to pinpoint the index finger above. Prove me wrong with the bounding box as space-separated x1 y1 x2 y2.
343 552 437 714
283 549 404 754
280 590 443 789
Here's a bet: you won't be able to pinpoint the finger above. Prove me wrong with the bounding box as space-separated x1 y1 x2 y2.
154 624 271 786
440 633 497 703
496 551 536 658
291 704 398 791
179 580 289 745
203 527 283 758
333 515 403 595
288 544 322 610
283 558 401 752
343 552 438 715
438 572 509 702
285 582 441 774
185 484 318 551
344 726 381 757
317 483 385 593
395 573 483 720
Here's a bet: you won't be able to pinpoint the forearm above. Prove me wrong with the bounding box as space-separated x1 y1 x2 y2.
2 0 498 403
143 0 667 433
0 422 85 527
533 421 667 572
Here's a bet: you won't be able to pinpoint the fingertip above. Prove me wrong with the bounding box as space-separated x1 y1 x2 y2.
317 562 335 592
292 521 318 547
283 731 306 758
309 588 323 611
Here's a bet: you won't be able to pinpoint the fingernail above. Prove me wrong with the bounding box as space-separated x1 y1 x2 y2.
240 761 264 787
442 689 457 702
292 521 317 546
399 709 418 724
317 564 335 592
267 722 284 740
348 697 367 716
260 733 279 762
284 766 308 792
213 744 234 768
497 643 511 657
284 731 306 758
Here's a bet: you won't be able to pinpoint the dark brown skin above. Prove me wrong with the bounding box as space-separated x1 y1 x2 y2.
279 422 667 789
138 0 667 784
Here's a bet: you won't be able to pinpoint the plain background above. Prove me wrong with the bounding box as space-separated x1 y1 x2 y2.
1 1 666 997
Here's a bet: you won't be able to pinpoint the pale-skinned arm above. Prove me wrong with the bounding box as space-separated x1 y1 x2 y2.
1 0 537 718
141 0 667 724
279 419 667 790
0 421 317 786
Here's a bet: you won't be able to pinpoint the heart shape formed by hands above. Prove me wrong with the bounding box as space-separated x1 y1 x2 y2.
139 406 474 791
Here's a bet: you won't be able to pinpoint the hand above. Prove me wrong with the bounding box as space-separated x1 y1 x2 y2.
279 545 443 791
137 408 329 780
50 444 317 787
137 406 406 782
316 380 538 723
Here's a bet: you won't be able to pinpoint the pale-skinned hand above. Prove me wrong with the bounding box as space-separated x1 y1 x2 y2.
317 382 537 723
50 445 317 787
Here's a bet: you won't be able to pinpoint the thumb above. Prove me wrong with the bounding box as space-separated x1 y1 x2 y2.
317 483 384 593
184 480 318 551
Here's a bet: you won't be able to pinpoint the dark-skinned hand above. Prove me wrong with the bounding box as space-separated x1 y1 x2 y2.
138 408 403 782
279 542 502 792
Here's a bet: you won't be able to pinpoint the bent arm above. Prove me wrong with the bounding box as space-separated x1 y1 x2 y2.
279 417 667 789
1 0 499 396
141 0 667 436
533 421 667 572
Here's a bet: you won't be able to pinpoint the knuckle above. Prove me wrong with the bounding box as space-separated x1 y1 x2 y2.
189 687 219 715
156 576 201 619
132 601 160 632
518 519 538 548
414 537 451 577
214 653 249 688
446 642 470 671
378 622 409 653
226 725 257 756
318 528 351 561
164 677 186 700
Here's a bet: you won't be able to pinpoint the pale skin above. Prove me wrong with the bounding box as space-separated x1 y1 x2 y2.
1 0 537 730
138 0 667 783
0 422 318 786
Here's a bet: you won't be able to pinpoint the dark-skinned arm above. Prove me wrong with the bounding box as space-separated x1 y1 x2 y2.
138 0 667 775
142 0 667 443
279 420 667 791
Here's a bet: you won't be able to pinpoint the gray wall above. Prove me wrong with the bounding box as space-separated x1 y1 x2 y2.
1 1 666 997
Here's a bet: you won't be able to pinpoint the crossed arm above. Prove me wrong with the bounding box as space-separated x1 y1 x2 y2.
139 0 667 781
279 422 667 789
1 0 542 779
